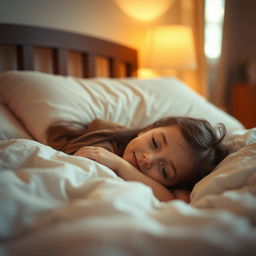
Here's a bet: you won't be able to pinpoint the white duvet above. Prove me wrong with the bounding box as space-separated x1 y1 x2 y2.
1 138 256 256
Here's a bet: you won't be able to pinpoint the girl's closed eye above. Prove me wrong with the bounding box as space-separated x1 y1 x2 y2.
160 163 168 179
151 137 158 150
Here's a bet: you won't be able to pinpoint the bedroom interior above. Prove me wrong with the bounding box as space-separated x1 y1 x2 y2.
0 0 256 255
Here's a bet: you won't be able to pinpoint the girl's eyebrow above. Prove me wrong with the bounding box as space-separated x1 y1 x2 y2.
160 132 167 146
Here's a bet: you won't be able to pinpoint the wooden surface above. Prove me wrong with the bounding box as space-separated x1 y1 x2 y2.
232 84 256 128
0 23 137 78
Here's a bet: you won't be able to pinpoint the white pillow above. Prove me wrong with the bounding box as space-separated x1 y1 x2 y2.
0 102 32 140
0 71 244 143
190 141 256 207
190 139 256 224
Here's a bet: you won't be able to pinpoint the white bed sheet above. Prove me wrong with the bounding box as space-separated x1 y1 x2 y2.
0 139 256 256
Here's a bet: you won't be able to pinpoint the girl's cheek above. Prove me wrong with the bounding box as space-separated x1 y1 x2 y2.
145 168 158 180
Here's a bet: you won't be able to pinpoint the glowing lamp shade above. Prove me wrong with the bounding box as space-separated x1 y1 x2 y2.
143 25 197 70
114 0 174 22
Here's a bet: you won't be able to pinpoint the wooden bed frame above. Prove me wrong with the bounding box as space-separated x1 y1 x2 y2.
0 23 138 78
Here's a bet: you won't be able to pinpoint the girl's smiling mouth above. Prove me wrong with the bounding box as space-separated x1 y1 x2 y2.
132 152 141 171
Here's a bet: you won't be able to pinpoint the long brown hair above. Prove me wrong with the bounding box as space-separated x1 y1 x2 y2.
146 117 228 190
46 116 228 190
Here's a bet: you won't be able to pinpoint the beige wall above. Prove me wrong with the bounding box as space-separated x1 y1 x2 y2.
0 0 181 65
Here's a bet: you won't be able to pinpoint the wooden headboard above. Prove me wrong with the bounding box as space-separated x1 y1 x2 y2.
0 23 138 78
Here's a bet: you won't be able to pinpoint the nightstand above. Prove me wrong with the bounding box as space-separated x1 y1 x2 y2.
232 84 256 128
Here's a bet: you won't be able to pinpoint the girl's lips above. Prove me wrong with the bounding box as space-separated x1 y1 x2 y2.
133 152 140 171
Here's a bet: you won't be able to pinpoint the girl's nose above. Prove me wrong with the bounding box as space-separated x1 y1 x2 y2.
142 152 155 169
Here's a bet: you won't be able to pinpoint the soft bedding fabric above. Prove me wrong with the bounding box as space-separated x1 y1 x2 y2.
0 102 32 140
0 71 244 143
0 138 256 255
191 144 256 220
0 71 255 255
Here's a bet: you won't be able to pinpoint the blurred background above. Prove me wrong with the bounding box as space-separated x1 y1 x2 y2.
0 0 256 128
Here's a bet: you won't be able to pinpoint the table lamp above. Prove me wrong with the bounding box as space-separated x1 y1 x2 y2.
141 25 197 77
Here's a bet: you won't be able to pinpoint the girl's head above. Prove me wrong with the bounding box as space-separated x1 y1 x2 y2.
122 116 228 190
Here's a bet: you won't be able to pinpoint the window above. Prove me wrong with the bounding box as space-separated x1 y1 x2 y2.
204 0 225 60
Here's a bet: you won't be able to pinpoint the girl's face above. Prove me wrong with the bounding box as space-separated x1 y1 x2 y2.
122 125 194 187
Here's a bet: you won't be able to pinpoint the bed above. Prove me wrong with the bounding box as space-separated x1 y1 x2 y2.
0 23 256 256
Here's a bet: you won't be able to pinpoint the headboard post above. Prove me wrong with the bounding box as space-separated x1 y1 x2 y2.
109 59 120 78
127 62 137 77
53 49 68 75
84 53 96 78
17 45 34 70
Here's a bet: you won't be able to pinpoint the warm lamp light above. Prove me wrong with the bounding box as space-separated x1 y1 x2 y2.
142 25 197 72
114 0 174 22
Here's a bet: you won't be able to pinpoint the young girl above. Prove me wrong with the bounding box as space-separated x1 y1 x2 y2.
46 116 228 203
